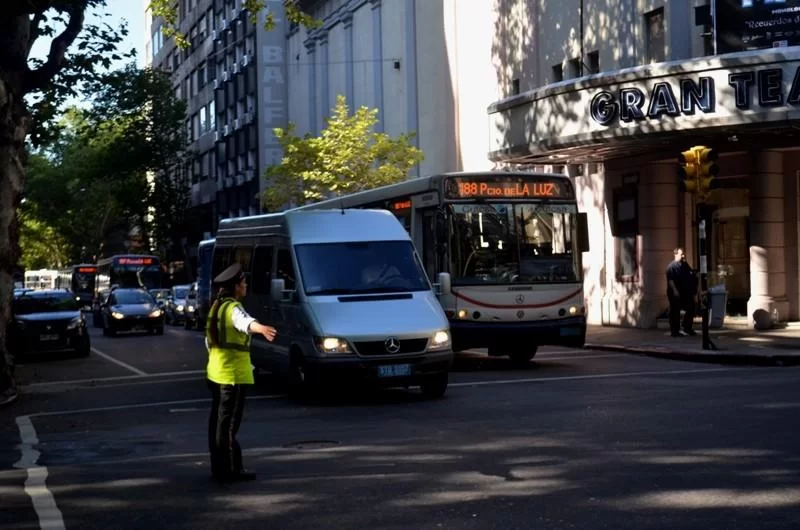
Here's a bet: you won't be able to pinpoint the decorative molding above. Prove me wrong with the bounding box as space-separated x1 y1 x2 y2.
304 38 317 53
341 13 354 29
369 0 381 9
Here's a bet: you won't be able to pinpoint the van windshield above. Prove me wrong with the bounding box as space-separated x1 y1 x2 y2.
295 241 431 296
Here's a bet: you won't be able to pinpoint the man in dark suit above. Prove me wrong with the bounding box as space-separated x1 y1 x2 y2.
666 247 697 337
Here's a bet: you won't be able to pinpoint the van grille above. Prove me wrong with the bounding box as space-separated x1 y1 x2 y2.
354 338 429 356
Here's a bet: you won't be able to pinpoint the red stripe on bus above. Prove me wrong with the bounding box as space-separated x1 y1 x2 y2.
453 287 583 309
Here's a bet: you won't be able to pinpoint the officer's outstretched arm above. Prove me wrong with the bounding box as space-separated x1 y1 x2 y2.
248 321 277 342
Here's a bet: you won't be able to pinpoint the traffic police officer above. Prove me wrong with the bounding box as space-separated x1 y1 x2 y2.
205 262 277 482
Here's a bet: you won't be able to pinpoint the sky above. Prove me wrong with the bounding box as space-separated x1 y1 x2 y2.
31 0 147 70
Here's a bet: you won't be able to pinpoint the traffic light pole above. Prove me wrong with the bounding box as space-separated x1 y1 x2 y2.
697 203 718 351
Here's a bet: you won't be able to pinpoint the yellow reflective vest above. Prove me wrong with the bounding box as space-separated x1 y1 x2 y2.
205 298 253 385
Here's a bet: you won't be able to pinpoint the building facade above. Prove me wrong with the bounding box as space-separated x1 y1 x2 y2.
286 0 498 175
489 0 800 329
145 0 290 271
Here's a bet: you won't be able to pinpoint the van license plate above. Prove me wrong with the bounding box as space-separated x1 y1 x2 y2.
378 364 411 378
40 334 59 341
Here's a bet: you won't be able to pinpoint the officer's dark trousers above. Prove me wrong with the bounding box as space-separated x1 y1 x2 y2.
668 295 695 336
207 380 247 478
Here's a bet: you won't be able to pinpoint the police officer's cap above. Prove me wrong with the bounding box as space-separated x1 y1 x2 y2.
214 263 244 285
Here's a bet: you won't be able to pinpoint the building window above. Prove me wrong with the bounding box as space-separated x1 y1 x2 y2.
551 64 563 82
511 79 520 95
645 8 665 64
587 51 599 74
568 58 581 78
613 185 639 281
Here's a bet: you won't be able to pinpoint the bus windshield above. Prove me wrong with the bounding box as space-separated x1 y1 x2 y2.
295 241 430 295
73 271 96 293
448 203 582 285
113 263 161 290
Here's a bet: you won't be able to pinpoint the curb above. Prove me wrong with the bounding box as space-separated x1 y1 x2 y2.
584 343 800 367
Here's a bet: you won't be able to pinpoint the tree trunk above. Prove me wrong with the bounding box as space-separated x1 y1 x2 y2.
0 75 29 395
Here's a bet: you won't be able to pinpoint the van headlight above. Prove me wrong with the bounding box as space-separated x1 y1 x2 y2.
315 337 352 354
112 311 125 319
428 330 451 351
67 316 83 330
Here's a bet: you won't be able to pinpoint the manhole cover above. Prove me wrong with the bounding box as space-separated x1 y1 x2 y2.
283 440 340 450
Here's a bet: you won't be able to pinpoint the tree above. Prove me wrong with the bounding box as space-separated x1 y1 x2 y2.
262 95 424 211
0 1 317 400
17 203 71 270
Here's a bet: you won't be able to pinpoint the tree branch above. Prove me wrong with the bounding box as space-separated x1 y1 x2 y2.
25 11 45 56
24 2 87 92
8 0 56 16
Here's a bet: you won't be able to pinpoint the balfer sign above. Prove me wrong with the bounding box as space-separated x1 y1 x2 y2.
590 65 800 126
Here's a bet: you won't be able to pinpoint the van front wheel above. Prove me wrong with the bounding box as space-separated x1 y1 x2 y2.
420 373 448 399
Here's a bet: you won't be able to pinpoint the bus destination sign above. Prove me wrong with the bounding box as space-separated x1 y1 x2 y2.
444 176 574 200
118 257 154 266
77 267 97 273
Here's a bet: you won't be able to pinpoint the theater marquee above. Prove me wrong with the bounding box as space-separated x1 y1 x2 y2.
486 49 800 161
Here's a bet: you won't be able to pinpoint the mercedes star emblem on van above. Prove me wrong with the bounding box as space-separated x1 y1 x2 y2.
515 295 525 304
384 337 401 354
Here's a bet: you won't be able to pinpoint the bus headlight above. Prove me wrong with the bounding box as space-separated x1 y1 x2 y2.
457 309 468 319
315 337 352 354
429 330 451 350
569 306 578 315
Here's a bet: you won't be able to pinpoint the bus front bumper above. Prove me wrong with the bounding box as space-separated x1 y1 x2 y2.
450 316 586 350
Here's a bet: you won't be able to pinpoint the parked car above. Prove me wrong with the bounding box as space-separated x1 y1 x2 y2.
99 287 165 336
165 284 190 325
9 289 90 358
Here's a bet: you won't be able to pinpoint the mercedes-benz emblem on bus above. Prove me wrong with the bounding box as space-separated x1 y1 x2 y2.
515 295 525 304
384 337 401 354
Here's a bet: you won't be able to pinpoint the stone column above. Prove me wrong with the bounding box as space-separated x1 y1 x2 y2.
319 32 330 119
747 150 788 329
343 13 354 107
304 38 317 133
639 162 680 328
370 0 384 132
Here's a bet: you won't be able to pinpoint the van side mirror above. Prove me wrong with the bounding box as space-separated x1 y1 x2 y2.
270 279 285 302
577 212 590 253
435 272 451 296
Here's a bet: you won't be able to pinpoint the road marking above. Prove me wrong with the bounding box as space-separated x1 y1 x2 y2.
14 416 66 530
26 394 285 418
169 407 205 413
22 370 206 389
449 367 738 387
90 347 147 376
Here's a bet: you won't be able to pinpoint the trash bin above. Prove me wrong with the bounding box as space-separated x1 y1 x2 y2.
708 284 728 329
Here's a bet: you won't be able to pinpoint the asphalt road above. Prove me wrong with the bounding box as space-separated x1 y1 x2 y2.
2 324 799 530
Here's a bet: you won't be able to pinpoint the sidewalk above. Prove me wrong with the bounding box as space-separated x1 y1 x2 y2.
584 319 800 366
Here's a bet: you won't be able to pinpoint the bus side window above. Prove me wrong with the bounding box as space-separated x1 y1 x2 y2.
251 246 274 295
233 246 253 282
212 247 231 280
276 248 296 291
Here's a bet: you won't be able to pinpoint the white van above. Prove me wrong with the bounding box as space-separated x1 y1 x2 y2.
212 209 454 399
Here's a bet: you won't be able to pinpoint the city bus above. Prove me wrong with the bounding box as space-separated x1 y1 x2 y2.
296 171 590 364
55 264 98 309
95 254 163 293
24 269 58 290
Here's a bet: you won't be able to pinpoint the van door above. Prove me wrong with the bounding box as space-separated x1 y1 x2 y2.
249 245 274 368
271 247 298 368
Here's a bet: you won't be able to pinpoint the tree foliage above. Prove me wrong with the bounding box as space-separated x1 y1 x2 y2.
262 95 424 211
17 202 70 270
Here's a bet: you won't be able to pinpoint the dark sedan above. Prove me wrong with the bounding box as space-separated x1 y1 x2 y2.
101 288 165 336
9 289 90 358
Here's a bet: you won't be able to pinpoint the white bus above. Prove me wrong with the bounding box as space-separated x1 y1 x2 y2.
24 269 59 291
296 171 590 364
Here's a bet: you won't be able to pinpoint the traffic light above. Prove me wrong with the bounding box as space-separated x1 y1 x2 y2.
696 146 720 198
677 148 699 194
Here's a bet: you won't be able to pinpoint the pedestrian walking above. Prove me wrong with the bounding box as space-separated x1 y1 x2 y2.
205 262 277 482
665 247 697 337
